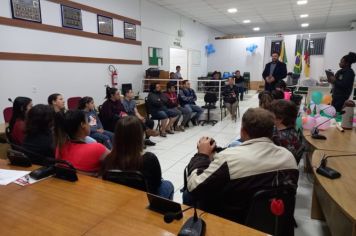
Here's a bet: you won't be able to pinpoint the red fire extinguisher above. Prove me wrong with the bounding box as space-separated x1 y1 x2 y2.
108 65 118 87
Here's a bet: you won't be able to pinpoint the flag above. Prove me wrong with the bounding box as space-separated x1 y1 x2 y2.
304 40 310 77
293 40 303 74
279 41 288 63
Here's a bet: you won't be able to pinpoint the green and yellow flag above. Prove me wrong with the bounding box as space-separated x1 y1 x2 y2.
279 41 288 63
294 40 303 74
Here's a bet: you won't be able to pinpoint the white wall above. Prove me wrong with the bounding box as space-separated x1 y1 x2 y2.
207 37 265 81
140 0 212 79
0 0 215 123
324 31 356 72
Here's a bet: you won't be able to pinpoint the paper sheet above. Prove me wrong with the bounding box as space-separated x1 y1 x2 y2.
0 169 30 185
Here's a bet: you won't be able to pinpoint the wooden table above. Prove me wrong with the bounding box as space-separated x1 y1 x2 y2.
0 160 265 236
303 128 356 153
311 150 356 236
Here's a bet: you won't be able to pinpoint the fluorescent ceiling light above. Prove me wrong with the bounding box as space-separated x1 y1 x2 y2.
301 23 309 27
300 14 309 18
243 20 251 23
253 27 260 31
297 0 308 5
227 8 238 13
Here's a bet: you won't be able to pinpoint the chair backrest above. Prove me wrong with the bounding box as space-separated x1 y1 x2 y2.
204 92 217 104
103 169 147 192
144 97 151 119
67 97 82 110
245 186 296 236
243 72 250 80
3 107 13 123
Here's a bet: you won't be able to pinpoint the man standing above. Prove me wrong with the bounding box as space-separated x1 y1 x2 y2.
262 52 287 92
179 80 203 126
174 65 183 80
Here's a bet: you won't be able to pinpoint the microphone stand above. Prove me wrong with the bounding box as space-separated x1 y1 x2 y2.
178 203 206 236
316 153 356 179
311 111 345 140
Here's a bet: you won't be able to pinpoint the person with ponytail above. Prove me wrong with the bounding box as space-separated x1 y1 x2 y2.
100 86 127 132
9 96 33 145
47 93 65 113
55 110 110 173
328 52 356 112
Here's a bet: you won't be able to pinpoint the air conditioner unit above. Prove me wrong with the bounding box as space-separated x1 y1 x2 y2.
178 29 184 37
351 21 356 30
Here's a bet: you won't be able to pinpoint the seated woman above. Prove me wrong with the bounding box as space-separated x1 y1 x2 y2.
9 97 33 145
258 91 273 110
270 99 303 164
55 110 110 174
101 116 174 200
100 87 127 132
23 104 55 165
48 93 65 113
48 93 96 144
147 83 178 137
78 97 113 150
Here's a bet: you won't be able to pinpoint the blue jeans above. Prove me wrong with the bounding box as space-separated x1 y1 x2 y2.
184 104 203 121
182 190 194 206
157 180 174 200
90 130 114 150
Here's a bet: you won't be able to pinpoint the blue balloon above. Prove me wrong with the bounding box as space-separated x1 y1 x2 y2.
205 43 216 55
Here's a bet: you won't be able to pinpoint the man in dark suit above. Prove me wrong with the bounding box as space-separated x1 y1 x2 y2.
262 52 287 91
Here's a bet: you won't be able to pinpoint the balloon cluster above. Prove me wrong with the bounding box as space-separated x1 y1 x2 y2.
246 44 258 53
297 91 335 130
205 44 216 55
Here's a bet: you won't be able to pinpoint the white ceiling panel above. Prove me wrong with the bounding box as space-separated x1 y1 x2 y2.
147 0 356 35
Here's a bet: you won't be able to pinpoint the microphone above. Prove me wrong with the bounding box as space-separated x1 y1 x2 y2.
316 153 356 179
311 110 345 140
8 98 13 103
178 203 206 236
164 206 193 223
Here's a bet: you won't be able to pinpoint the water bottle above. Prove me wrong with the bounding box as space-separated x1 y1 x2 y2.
341 100 355 130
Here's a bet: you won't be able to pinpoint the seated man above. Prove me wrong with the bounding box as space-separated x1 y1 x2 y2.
184 108 298 223
147 83 179 137
122 89 159 146
164 83 192 131
179 80 203 126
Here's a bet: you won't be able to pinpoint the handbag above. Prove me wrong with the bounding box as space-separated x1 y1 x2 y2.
54 159 78 182
7 148 32 167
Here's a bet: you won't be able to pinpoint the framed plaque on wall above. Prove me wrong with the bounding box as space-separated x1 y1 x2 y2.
10 0 42 23
124 22 136 40
61 5 83 30
97 15 113 36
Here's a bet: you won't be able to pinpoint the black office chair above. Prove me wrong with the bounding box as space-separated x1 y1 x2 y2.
144 97 161 130
201 92 218 126
245 186 296 236
103 169 147 192
219 97 227 121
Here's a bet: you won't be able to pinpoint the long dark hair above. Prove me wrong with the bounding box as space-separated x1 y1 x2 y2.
103 116 143 171
78 96 94 110
48 93 61 105
25 104 54 136
54 110 86 157
9 96 32 132
105 86 118 100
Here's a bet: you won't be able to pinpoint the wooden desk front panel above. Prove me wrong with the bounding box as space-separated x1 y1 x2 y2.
312 151 356 236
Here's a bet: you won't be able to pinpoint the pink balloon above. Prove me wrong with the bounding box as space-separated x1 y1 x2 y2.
315 116 331 130
323 106 336 117
302 116 316 130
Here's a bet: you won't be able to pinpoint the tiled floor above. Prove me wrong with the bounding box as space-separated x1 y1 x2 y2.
146 91 330 236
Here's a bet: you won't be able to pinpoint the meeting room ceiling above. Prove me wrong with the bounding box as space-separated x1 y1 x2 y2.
147 0 356 36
